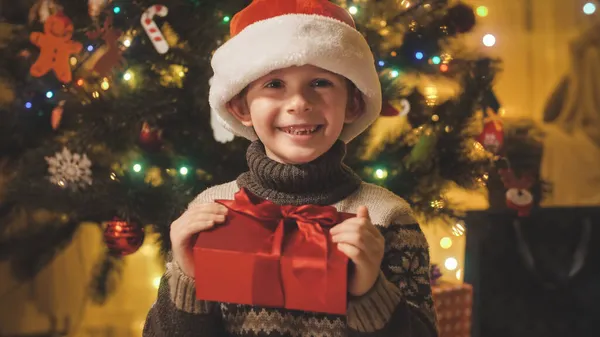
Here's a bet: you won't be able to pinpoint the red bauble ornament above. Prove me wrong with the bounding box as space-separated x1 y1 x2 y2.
139 122 163 151
103 218 144 256
446 3 476 34
477 119 504 153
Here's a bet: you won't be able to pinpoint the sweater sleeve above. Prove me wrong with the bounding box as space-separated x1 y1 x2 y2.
143 260 225 336
346 223 438 337
143 183 238 337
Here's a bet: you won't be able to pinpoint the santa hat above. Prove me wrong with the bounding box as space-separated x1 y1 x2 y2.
209 0 382 143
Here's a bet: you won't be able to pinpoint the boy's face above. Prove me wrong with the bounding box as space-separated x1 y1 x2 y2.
227 65 362 164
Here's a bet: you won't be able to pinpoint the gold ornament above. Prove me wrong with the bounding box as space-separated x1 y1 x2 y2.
144 166 163 186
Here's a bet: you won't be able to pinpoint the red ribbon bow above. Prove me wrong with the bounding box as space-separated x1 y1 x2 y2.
216 188 345 307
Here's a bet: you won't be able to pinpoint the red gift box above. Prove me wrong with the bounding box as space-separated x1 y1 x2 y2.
432 282 473 337
193 188 354 315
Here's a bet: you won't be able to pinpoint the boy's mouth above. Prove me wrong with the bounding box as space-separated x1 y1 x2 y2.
278 125 322 135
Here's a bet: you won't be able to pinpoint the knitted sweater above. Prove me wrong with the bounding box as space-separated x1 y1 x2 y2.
144 141 438 337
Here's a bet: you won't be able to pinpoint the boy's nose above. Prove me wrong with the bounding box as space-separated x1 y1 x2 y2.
285 92 313 114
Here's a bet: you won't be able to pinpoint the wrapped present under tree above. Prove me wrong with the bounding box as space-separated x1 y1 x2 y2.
431 264 473 337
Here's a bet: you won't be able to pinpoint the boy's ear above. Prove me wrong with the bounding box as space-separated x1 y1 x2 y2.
226 95 252 127
345 87 364 123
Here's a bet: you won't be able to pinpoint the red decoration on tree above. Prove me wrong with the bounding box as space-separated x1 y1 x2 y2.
498 168 536 217
87 16 125 77
477 108 504 153
51 100 65 130
141 4 170 54
103 218 144 256
446 3 476 34
139 122 163 151
381 99 410 117
477 120 503 153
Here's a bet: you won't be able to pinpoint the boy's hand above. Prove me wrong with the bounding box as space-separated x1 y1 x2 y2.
170 203 228 277
331 206 385 297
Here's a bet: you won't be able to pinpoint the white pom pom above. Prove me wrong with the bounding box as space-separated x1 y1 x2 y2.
210 108 235 143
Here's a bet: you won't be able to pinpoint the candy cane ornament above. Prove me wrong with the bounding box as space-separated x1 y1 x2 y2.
141 5 170 54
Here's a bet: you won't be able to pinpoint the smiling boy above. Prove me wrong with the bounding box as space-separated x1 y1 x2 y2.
144 1 438 336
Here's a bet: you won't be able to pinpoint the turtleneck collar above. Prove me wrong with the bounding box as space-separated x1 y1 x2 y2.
236 140 362 206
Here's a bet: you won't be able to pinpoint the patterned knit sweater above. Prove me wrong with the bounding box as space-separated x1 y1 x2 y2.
144 141 438 337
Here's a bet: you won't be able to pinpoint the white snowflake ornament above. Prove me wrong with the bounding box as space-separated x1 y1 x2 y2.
45 147 93 189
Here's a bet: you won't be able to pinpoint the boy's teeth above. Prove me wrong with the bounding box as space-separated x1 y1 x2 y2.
282 126 319 135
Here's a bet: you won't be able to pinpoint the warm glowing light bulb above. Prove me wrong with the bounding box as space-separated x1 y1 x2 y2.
445 257 458 271
374 168 388 179
153 276 161 288
476 6 489 17
483 34 496 47
452 222 466 236
584 2 596 15
349 6 358 15
440 237 453 249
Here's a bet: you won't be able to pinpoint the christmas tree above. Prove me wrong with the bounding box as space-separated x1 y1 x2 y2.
0 0 498 302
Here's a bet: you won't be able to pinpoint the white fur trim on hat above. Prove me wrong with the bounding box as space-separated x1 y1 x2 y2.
209 14 382 143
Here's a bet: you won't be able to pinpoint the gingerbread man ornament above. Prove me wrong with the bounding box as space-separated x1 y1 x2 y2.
30 13 82 83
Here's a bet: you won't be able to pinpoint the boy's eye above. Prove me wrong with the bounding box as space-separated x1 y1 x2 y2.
265 80 284 89
312 79 333 87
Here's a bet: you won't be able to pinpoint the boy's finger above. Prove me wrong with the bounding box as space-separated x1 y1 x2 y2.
356 206 370 219
337 242 367 265
192 213 226 223
329 217 362 235
330 217 377 236
190 203 228 215
332 232 368 252
172 221 216 244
